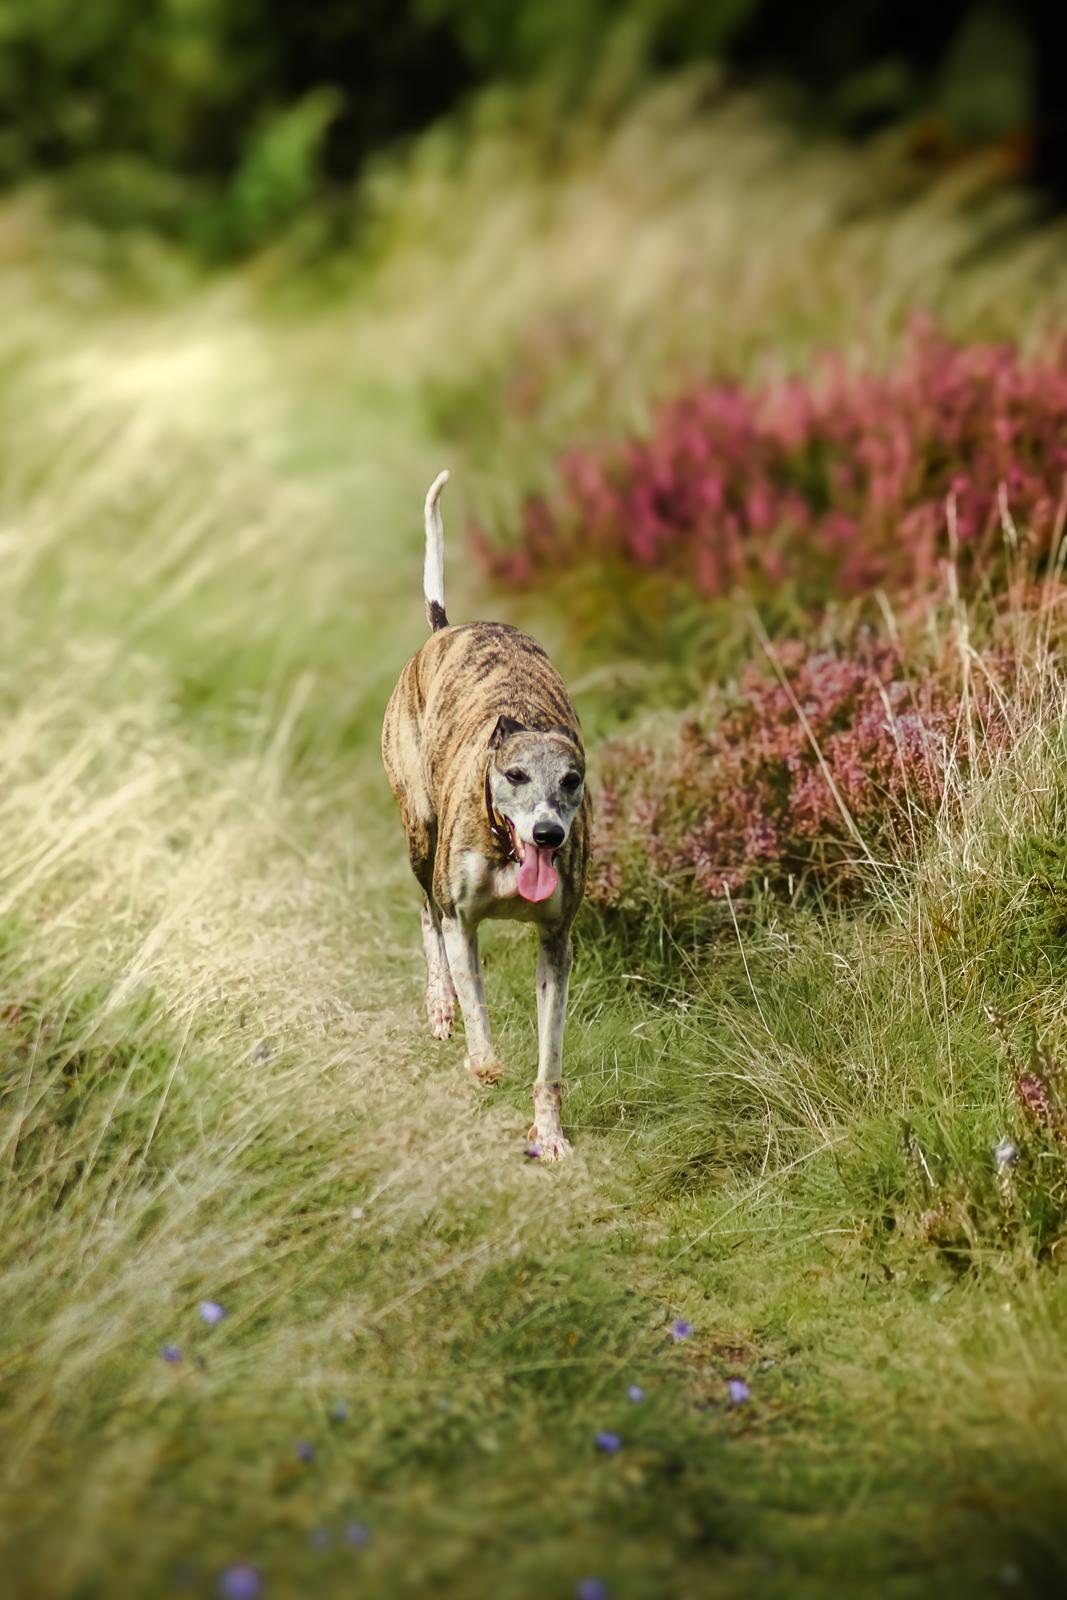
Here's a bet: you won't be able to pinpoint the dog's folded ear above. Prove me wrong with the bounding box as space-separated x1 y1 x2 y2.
489 714 526 748
551 723 581 747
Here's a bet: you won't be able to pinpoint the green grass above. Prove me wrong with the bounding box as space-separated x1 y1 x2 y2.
3 92 1067 1600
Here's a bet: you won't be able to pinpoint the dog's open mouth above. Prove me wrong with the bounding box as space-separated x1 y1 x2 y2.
507 822 559 903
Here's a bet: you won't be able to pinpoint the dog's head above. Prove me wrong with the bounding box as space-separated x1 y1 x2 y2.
486 715 585 903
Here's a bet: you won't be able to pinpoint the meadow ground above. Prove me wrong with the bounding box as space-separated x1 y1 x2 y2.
3 89 1067 1600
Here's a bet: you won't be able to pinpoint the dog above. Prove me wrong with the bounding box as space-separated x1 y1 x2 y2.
382 471 590 1159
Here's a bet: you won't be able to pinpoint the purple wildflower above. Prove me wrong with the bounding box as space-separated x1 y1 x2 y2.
576 1582 610 1600
627 1384 645 1403
217 1567 261 1600
525 1143 541 1160
199 1301 225 1326
161 1343 182 1364
727 1379 751 1405
296 1440 314 1463
595 1431 621 1454
345 1523 371 1548
670 1319 693 1341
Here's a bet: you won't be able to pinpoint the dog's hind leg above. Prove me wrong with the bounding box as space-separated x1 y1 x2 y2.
440 915 503 1085
421 899 456 1040
529 924 573 1160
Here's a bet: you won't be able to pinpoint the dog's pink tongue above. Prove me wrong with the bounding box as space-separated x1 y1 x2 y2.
518 844 558 902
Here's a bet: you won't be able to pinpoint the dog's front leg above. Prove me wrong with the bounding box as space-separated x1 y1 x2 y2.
440 915 503 1085
421 899 456 1039
530 925 573 1161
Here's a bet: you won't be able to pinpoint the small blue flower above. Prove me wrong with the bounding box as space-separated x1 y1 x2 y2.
161 1342 182 1364
296 1440 314 1463
595 1430 621 1454
309 1528 330 1551
345 1523 370 1548
217 1566 261 1600
627 1384 645 1404
670 1319 693 1341
576 1580 610 1600
199 1301 226 1326
995 1139 1019 1170
330 1401 348 1423
727 1378 750 1405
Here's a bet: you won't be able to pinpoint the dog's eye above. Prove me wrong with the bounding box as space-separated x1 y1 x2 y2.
561 771 582 792
505 768 530 785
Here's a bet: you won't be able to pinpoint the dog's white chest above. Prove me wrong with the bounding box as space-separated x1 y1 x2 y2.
456 849 561 923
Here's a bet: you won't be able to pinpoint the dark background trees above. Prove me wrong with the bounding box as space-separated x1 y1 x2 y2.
1 0 1060 249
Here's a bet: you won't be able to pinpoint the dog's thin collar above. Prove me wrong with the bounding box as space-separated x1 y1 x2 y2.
484 766 517 862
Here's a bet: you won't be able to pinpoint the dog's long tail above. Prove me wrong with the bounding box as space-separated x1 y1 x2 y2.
423 469 450 632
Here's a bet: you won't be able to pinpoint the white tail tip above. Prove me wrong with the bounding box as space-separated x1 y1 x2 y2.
425 469 450 515
424 469 450 631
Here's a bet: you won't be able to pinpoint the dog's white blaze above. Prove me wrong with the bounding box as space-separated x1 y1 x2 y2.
423 469 449 620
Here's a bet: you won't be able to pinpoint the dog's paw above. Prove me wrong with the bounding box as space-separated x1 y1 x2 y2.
528 1084 570 1159
528 1120 572 1161
467 1056 504 1086
426 989 454 1040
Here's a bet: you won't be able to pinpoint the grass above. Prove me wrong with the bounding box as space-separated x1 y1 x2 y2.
3 86 1067 1599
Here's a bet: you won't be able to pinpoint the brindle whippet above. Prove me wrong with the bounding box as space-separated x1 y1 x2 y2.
382 472 590 1159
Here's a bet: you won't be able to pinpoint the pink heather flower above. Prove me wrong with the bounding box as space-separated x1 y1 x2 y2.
480 320 1067 608
586 635 1007 911
1014 1072 1056 1128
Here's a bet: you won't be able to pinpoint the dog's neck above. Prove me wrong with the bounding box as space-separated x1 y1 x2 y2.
484 765 517 862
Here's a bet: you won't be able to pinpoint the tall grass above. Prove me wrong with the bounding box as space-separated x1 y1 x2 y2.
352 79 1067 519
4 85 1067 1599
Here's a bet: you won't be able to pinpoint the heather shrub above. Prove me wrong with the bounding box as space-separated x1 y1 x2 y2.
589 632 1004 919
475 319 1067 609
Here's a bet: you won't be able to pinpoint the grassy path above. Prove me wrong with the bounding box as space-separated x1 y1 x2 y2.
1 273 1065 1600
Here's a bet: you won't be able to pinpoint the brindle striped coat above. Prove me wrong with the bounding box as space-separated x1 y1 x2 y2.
381 474 590 1160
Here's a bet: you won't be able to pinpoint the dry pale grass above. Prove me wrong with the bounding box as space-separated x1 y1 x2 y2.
354 80 1067 420
0 276 629 1600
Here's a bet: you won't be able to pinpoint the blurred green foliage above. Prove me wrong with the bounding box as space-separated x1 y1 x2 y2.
0 0 1044 254
413 0 756 77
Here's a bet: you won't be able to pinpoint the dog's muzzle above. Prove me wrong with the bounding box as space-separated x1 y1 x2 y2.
485 769 561 903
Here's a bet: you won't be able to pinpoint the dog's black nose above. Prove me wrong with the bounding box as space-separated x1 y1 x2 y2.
533 821 565 849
